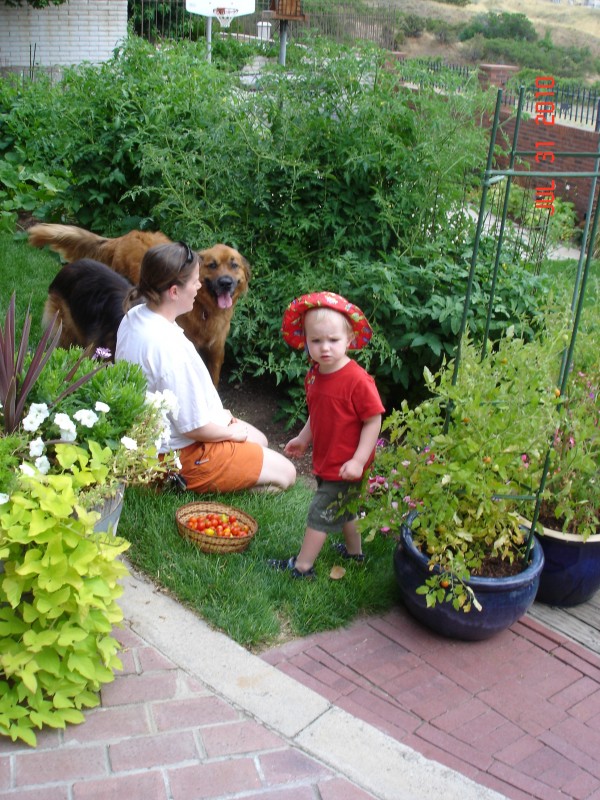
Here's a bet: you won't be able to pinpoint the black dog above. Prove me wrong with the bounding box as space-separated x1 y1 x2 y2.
43 259 132 358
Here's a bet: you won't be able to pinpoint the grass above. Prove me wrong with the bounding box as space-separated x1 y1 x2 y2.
120 483 398 650
2 230 598 650
0 229 61 329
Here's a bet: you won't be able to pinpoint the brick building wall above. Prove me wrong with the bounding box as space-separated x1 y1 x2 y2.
0 0 127 68
477 66 599 223
497 110 599 222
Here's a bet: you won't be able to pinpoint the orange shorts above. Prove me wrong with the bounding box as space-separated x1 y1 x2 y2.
178 439 263 493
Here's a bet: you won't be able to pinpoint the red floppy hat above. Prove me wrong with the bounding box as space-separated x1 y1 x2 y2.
281 291 372 350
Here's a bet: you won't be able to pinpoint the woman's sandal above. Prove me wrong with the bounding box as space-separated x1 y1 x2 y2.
332 542 365 562
268 556 316 579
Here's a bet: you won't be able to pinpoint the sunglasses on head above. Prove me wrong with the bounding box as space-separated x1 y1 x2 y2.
177 241 195 269
157 241 196 293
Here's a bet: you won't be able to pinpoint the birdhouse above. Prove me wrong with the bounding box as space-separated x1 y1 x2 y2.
269 0 307 20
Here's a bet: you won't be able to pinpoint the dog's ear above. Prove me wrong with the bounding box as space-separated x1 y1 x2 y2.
241 255 251 283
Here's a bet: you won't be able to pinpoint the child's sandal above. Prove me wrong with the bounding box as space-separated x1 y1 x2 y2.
332 542 365 562
268 556 316 579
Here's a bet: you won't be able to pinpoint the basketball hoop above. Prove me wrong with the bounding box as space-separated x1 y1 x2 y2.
213 7 238 27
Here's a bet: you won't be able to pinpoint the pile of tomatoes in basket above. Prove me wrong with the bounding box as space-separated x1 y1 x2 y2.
185 511 251 538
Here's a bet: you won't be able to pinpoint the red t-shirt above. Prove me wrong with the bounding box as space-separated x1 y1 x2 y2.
305 359 385 482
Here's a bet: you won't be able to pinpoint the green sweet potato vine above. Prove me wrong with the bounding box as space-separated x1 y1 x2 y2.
0 444 129 747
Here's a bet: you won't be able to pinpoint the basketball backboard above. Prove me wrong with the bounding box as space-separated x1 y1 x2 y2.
186 0 256 18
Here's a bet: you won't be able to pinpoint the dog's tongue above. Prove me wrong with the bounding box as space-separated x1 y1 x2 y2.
218 294 233 309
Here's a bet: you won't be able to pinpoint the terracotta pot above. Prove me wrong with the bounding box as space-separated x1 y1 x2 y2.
536 523 600 607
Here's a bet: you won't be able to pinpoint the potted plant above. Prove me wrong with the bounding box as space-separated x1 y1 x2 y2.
532 325 600 606
0 295 178 746
359 326 563 640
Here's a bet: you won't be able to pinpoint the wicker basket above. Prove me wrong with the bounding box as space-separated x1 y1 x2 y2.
175 501 258 554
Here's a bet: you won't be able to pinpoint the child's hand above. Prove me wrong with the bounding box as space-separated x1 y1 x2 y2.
339 458 363 481
284 437 309 458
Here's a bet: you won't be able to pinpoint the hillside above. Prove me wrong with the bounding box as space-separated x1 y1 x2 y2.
378 0 600 76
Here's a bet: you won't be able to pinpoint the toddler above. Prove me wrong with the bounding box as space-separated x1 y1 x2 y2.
270 291 384 578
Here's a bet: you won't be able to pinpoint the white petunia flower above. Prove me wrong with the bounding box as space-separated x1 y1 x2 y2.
0 493 9 505
120 436 138 451
174 455 182 470
74 409 99 428
22 403 50 432
19 463 35 477
29 437 45 457
54 413 77 442
95 401 110 414
35 456 51 475
147 389 179 419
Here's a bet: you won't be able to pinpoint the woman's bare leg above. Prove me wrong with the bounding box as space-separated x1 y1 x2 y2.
255 446 296 490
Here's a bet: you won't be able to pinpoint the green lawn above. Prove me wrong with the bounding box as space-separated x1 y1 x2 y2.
121 483 398 650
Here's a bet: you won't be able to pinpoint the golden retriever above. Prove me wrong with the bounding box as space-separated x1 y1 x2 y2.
28 223 250 385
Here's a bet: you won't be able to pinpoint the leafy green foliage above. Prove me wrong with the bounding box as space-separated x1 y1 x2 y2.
228 232 550 425
0 153 68 234
25 350 148 445
480 38 598 79
358 325 566 611
0 36 552 413
538 323 600 539
0 447 129 746
127 0 206 41
460 12 538 43
485 182 579 248
0 294 105 435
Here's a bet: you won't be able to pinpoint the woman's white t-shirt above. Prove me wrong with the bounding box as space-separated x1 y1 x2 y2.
115 304 231 451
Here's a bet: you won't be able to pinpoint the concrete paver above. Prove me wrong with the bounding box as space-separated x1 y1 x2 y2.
2 565 599 800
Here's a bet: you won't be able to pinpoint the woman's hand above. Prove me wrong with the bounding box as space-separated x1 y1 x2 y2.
228 421 249 442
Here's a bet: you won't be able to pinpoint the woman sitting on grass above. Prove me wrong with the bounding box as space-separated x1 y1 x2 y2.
115 241 296 493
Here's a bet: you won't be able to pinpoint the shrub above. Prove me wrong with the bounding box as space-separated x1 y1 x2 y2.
228 234 550 424
1 36 552 417
460 12 538 44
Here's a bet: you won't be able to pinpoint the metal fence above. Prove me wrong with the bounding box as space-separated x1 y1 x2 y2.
133 1 407 47
503 84 600 131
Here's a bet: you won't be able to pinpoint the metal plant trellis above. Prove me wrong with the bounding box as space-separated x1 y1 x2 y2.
451 86 600 561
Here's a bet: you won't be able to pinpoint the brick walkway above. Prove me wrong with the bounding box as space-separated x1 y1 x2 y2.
261 606 600 800
3 569 600 800
0 624 378 800
2 570 504 800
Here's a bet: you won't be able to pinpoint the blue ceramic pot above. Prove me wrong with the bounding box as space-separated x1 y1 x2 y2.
536 525 600 607
394 518 544 641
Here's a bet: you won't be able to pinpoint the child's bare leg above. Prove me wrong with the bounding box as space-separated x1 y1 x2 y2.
295 527 327 573
343 519 362 556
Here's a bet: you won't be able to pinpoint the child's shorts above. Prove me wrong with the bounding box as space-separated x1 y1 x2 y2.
307 478 361 534
179 439 263 493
